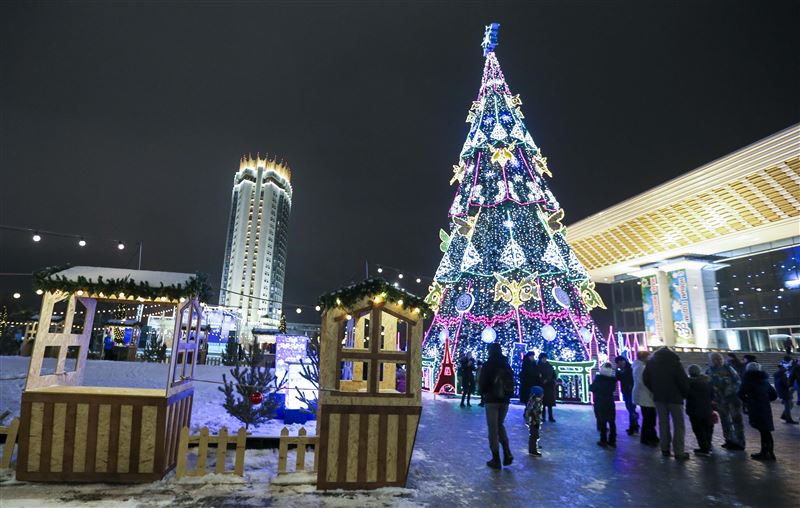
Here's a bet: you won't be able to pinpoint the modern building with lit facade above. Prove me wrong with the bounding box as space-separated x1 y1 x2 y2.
568 124 800 352
220 154 292 333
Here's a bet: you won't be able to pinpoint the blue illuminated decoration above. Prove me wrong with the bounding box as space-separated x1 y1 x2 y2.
455 292 475 313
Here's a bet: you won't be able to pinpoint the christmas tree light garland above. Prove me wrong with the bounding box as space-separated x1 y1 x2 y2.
423 25 607 396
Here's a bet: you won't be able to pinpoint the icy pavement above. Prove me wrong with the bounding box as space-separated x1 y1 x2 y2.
406 395 800 507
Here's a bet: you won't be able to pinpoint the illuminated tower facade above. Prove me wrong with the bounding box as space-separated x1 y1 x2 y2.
220 154 292 331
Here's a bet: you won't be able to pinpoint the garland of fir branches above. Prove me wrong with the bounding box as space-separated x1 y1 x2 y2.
33 265 213 302
318 278 430 315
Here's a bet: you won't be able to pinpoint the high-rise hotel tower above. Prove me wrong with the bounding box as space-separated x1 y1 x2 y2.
220 154 292 331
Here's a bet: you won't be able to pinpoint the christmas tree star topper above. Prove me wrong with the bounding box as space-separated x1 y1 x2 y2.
481 22 500 56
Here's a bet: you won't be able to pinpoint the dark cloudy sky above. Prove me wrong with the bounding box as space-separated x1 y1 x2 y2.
1 0 798 320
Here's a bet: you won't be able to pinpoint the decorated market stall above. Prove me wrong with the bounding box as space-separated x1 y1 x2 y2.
16 266 210 483
315 279 429 490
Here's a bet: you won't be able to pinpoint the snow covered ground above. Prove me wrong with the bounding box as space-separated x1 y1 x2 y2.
0 443 426 507
0 355 315 437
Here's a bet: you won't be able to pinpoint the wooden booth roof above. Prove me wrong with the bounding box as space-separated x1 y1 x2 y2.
318 278 431 317
34 265 211 302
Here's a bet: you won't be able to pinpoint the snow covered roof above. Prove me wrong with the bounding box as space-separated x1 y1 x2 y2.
52 266 196 287
318 278 430 316
34 265 212 301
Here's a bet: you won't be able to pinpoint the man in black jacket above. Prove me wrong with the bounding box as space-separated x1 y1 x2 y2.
537 353 558 422
479 343 514 469
615 355 639 435
643 346 691 459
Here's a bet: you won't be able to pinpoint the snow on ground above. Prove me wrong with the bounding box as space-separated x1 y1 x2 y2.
0 355 315 437
0 443 424 507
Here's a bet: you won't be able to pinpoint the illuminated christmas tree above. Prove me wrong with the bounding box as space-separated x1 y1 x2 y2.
422 24 606 396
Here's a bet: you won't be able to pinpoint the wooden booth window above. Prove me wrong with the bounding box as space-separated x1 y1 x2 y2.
169 300 202 388
335 305 413 396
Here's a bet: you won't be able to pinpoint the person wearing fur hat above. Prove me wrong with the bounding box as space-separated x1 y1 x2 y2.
686 364 715 455
590 363 618 448
632 350 659 446
738 362 778 461
524 385 545 455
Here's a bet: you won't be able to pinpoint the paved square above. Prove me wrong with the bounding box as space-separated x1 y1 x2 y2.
408 396 800 507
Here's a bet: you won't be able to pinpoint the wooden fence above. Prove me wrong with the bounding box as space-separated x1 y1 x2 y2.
175 426 246 479
0 417 20 469
277 427 317 475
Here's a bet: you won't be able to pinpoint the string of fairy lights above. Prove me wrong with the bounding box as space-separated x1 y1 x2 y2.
1 261 435 329
0 224 140 253
1 224 144 304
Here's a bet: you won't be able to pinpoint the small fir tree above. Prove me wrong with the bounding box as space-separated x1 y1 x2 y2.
141 334 167 362
218 347 285 430
221 335 243 366
295 335 320 415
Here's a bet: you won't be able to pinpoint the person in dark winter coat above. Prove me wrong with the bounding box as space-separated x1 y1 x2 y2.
524 385 545 455
791 359 800 405
103 333 114 359
727 353 745 378
537 353 558 422
773 364 798 424
643 346 690 459
738 362 778 461
476 360 485 407
706 352 745 450
590 363 618 448
478 343 514 469
615 355 639 434
686 364 715 455
518 351 540 406
459 351 477 407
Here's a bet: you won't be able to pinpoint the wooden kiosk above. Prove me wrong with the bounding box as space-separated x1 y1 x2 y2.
316 279 429 490
16 266 208 483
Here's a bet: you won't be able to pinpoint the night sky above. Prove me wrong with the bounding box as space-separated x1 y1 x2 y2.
1 1 798 322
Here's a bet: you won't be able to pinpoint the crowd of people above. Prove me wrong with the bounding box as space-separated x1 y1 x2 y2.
458 345 800 470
